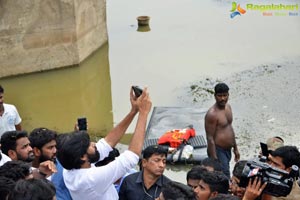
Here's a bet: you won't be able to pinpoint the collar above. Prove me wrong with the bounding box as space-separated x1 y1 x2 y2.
136 170 165 187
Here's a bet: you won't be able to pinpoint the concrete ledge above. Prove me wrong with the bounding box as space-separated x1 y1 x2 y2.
0 0 108 78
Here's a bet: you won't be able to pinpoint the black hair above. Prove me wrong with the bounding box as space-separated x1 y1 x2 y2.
201 157 222 172
95 148 120 167
209 193 240 200
29 128 57 149
186 165 207 181
162 181 196 200
56 131 90 170
214 83 229 94
0 85 3 93
270 146 300 168
201 170 229 194
0 176 15 200
8 178 56 200
0 160 32 181
142 145 168 160
56 133 73 152
0 130 28 155
232 160 247 180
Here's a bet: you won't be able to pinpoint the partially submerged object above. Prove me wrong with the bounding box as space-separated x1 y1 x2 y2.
143 107 208 164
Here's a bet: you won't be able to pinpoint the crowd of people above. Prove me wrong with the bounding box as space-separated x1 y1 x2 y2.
1 83 300 200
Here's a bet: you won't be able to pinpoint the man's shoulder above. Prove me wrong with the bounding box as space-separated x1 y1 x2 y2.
205 106 218 120
161 174 172 183
3 103 16 109
123 171 140 181
0 152 11 167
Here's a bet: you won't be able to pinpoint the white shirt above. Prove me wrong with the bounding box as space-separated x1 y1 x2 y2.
0 151 11 167
0 103 22 137
63 139 139 200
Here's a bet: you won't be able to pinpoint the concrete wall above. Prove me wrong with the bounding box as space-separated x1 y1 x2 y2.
0 0 108 78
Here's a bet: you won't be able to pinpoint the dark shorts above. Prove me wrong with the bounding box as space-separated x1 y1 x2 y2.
216 146 231 178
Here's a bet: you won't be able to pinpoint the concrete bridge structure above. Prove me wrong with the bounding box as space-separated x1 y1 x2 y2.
0 0 108 78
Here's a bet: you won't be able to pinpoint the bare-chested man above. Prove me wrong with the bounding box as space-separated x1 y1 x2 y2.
205 83 240 178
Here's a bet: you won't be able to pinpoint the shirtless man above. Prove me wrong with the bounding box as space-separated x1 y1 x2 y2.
205 82 240 178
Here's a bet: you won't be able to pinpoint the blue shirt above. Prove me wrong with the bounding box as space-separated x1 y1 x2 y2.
51 159 72 200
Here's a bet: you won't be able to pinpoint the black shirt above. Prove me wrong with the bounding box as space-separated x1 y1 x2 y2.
118 170 171 200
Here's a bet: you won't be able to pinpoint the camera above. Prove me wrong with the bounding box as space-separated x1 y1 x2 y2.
132 86 143 98
239 156 299 197
77 117 87 131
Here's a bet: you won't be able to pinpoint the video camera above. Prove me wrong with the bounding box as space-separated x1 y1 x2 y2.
239 156 299 197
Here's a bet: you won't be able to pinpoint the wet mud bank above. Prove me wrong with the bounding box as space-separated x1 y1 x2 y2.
184 63 300 160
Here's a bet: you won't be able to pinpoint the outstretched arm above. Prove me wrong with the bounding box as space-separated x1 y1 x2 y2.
104 87 140 147
128 88 152 156
205 110 218 159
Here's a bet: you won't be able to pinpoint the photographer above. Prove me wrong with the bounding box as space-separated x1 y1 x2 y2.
241 146 300 200
264 146 300 200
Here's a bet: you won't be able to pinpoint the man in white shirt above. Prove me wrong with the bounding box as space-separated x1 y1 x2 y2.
0 85 22 138
57 87 152 200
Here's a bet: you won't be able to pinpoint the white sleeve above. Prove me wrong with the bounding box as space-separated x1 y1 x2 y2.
88 150 139 192
13 105 22 125
96 138 113 161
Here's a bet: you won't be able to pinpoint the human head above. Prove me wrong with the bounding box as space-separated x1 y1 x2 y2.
57 131 99 170
0 160 33 181
8 178 56 200
268 145 300 171
187 166 207 190
29 128 57 163
266 136 284 152
0 130 34 162
0 176 15 200
142 145 168 177
194 170 229 200
230 160 247 198
201 157 222 172
214 83 229 107
157 181 196 200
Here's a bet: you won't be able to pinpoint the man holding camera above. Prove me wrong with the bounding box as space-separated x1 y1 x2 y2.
205 83 240 178
263 146 300 200
243 146 300 200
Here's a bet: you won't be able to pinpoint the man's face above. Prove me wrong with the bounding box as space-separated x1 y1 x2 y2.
15 137 35 162
230 176 245 199
268 154 286 170
194 180 213 200
187 178 200 190
215 93 229 107
86 142 100 163
142 154 167 177
39 140 57 163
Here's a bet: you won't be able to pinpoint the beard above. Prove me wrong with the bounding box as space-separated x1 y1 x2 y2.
87 149 100 163
17 152 35 163
38 153 56 164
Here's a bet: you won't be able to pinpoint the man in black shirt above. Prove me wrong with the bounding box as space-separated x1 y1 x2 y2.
119 145 171 200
